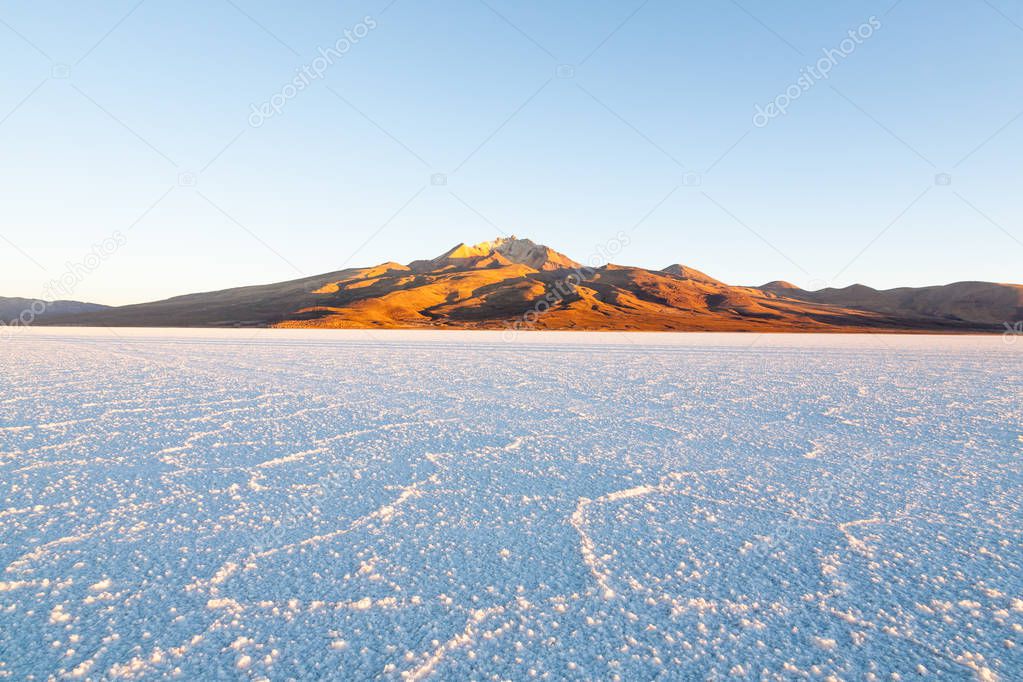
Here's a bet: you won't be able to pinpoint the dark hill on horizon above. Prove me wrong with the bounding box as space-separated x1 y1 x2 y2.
1 297 109 325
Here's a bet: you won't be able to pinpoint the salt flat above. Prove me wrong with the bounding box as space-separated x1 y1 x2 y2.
1 329 1020 680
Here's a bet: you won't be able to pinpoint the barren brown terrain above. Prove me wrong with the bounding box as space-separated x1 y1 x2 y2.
37 237 1022 332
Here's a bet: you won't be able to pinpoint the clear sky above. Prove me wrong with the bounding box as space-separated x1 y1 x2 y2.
1 0 1021 305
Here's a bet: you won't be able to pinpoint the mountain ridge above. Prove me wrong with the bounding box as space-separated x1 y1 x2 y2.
26 237 1021 332
1 297 110 326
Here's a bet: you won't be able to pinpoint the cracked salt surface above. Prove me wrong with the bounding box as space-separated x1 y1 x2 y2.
1 329 1020 680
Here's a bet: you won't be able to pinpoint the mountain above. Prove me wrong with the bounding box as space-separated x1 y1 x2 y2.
1 297 109 325
758 281 1023 327
32 237 1019 332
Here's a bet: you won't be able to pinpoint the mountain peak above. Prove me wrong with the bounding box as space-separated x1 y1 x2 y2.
662 264 722 285
418 236 581 272
489 236 581 271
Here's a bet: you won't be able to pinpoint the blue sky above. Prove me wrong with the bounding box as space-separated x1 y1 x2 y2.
1 0 1021 305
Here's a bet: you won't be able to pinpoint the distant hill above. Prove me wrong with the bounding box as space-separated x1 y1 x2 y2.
32 237 1020 333
760 281 1023 327
1 297 109 325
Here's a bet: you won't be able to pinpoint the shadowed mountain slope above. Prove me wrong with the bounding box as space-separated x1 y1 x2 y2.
756 281 1023 327
1 298 109 325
